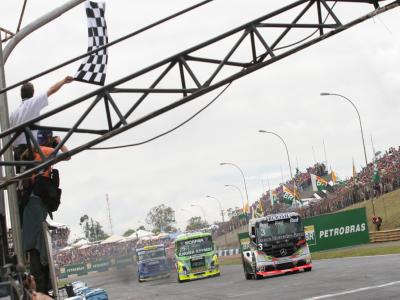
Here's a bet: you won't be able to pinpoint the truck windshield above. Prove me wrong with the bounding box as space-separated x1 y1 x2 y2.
137 249 165 261
257 217 303 240
176 236 213 257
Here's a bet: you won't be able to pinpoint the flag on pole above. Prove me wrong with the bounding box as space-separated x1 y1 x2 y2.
269 190 277 206
75 1 108 85
311 174 332 192
331 170 337 183
372 158 380 184
293 184 300 199
282 186 296 205
352 158 357 184
243 200 249 215
252 200 264 218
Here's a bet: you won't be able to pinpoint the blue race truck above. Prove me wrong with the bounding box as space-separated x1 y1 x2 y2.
136 244 170 282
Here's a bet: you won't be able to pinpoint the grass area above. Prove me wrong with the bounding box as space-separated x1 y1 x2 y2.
311 242 400 260
57 279 70 287
219 241 400 266
341 189 400 231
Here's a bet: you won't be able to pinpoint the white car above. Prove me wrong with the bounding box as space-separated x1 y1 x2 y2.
71 281 87 293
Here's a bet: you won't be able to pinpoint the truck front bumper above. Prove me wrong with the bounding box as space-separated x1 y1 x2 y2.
178 268 220 282
256 263 312 277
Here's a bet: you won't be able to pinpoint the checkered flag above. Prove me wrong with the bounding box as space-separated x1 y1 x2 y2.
75 1 108 86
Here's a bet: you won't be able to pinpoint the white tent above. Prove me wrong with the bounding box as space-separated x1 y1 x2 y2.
101 234 124 244
79 244 92 250
139 236 151 242
60 245 73 252
47 221 68 229
125 234 138 241
156 232 169 239
72 239 89 247
135 230 154 238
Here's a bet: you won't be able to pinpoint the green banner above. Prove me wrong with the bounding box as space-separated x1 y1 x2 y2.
239 213 248 221
303 207 369 252
87 259 111 272
115 255 133 269
64 263 88 276
238 232 250 252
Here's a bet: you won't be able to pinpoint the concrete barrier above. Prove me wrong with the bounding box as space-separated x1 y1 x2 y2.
214 224 247 249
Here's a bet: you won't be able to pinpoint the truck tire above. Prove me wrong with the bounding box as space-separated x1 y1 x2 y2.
304 267 312 272
245 272 253 280
177 274 183 283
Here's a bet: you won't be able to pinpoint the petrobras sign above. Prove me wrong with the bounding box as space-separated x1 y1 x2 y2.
303 208 369 252
319 223 367 239
304 225 316 246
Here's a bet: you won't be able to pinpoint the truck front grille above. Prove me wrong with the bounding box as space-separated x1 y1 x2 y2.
191 258 205 269
263 245 296 258
147 264 160 273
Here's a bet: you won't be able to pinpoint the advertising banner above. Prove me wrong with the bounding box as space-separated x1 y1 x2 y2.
88 259 111 272
238 232 250 252
64 263 88 276
303 207 369 252
115 255 134 269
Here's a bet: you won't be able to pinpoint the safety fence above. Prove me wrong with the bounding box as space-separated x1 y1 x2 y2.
370 229 400 243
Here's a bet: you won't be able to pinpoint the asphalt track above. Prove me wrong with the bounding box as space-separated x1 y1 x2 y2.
79 254 400 299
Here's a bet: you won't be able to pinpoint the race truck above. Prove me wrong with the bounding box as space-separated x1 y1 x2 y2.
238 212 312 280
175 232 220 282
136 244 170 282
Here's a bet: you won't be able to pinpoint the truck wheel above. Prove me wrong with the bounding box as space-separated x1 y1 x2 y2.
245 272 253 280
255 274 263 280
177 275 183 283
304 267 312 272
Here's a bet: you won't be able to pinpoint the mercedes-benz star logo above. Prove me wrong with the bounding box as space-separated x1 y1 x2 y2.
279 248 287 256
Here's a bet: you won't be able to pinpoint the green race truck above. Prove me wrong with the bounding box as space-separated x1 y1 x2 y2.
239 212 312 280
175 232 220 282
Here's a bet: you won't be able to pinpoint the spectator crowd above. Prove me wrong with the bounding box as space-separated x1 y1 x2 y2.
214 146 400 237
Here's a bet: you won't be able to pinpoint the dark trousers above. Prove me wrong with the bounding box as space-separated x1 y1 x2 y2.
13 144 31 225
29 249 50 294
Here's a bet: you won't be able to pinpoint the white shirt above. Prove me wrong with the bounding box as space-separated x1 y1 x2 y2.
9 92 48 146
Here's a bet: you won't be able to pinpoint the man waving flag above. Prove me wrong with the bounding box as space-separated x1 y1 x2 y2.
75 1 108 85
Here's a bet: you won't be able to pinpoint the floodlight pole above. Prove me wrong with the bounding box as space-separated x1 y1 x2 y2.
320 93 368 166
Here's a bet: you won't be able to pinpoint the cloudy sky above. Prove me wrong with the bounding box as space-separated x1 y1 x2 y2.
1 0 400 239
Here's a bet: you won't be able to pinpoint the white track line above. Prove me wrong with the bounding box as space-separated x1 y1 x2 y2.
304 281 400 299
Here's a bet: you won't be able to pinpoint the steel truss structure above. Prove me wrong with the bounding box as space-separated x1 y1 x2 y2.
0 0 399 189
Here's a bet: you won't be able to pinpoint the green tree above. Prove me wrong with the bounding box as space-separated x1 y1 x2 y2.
137 225 146 231
79 215 109 242
123 228 135 237
146 204 176 233
186 216 209 232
